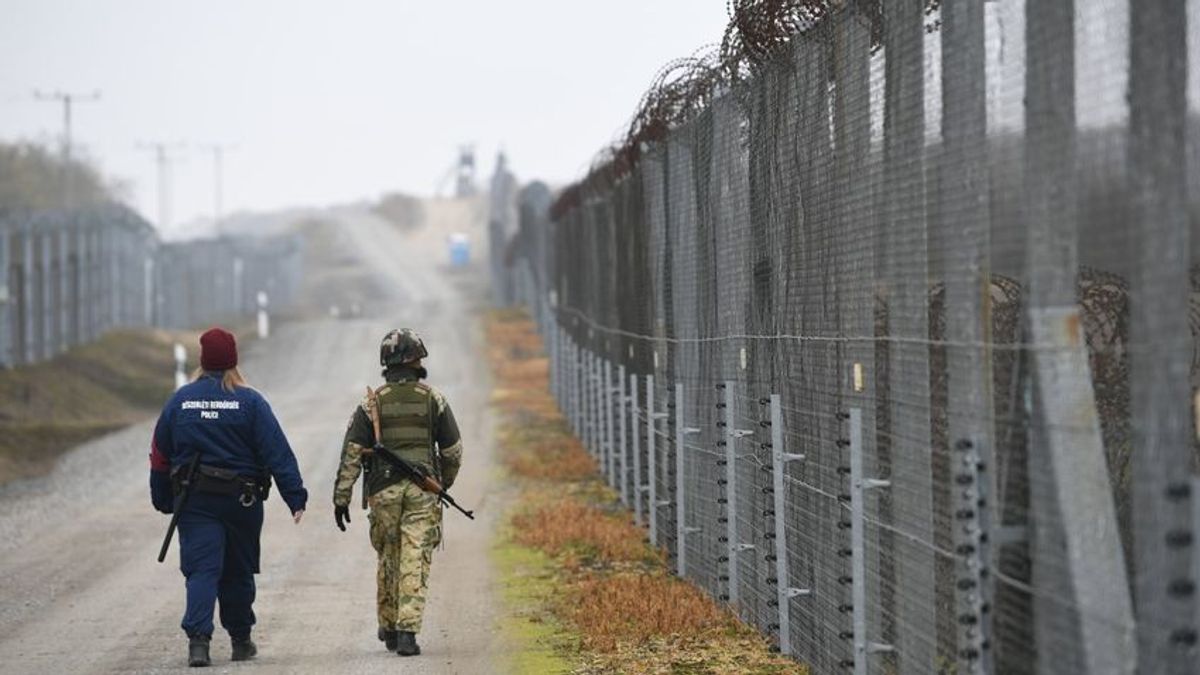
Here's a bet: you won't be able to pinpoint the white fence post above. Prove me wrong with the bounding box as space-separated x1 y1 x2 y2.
767 394 809 655
675 381 700 577
603 358 614 483
647 374 666 546
618 364 628 505
0 221 9 368
720 381 755 611
631 371 643 526
588 351 597 459
850 407 893 675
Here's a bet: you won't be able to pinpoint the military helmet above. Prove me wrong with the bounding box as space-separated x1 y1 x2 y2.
380 328 428 367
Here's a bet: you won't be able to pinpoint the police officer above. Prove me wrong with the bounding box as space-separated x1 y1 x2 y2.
149 327 308 667
332 328 463 656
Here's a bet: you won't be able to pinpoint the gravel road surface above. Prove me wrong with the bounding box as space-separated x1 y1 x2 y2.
0 205 504 674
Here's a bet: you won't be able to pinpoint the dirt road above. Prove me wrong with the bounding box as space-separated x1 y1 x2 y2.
0 205 505 673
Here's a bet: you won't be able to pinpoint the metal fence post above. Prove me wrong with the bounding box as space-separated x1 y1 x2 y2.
58 225 70 352
1129 3 1197 671
591 351 601 459
955 434 992 673
584 350 595 455
631 371 643 526
1024 2 1136 672
569 339 579 433
675 381 700 577
618 364 628 505
554 323 563 406
850 407 893 674
557 326 566 409
720 381 755 610
109 225 120 329
604 358 616 487
21 223 34 364
40 227 53 361
647 374 665 546
596 353 607 466
768 394 808 655
548 319 558 400
573 340 582 436
0 220 9 367
586 350 595 456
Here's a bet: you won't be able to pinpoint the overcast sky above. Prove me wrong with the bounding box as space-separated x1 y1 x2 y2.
0 0 730 232
2 2 1197 236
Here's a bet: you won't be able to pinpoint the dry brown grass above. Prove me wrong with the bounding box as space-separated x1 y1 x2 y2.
512 497 651 564
487 308 806 674
564 572 727 651
507 436 597 481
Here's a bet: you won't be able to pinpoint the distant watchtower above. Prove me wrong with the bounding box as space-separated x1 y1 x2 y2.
455 146 476 198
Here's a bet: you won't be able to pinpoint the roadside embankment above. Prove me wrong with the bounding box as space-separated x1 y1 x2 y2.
486 308 806 674
0 327 200 485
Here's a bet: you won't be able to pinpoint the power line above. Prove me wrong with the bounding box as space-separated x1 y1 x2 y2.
33 88 101 205
198 143 237 234
135 141 186 231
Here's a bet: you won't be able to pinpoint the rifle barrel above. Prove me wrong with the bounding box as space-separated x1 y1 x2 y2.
439 491 475 519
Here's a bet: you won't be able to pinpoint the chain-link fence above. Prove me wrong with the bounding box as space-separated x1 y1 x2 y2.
0 203 304 367
502 2 1200 673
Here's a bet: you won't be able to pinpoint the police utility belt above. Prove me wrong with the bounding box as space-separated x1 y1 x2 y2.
174 464 272 507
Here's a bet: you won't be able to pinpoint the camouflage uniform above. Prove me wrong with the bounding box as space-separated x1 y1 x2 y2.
333 364 463 634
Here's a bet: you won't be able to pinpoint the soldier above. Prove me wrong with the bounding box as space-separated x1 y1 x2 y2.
149 327 308 667
332 328 463 656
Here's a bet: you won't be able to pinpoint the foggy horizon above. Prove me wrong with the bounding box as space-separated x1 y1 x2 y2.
0 0 730 233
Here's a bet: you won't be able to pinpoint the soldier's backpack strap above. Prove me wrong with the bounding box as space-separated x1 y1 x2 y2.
427 387 443 483
360 385 384 510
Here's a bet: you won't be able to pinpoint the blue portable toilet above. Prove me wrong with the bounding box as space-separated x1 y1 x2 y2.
448 232 470 268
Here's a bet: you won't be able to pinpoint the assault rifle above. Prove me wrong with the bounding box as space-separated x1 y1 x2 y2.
157 450 202 563
363 386 475 520
366 444 474 520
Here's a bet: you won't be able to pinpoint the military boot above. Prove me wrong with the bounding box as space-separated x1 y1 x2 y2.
231 636 257 662
378 628 398 651
187 634 211 667
395 631 420 656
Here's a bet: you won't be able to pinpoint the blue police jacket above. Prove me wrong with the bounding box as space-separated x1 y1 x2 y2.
149 373 308 515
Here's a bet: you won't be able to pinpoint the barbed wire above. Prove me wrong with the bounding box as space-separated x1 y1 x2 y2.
552 0 945 220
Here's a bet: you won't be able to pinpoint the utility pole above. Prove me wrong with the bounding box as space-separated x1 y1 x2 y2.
199 143 236 234
136 142 185 231
33 89 100 206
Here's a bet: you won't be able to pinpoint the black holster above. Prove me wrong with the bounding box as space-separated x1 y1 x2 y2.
175 464 271 506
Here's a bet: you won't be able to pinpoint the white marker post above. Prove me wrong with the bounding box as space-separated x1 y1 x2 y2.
173 343 188 390
256 291 269 339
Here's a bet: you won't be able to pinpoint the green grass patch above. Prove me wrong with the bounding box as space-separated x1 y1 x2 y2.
493 534 578 674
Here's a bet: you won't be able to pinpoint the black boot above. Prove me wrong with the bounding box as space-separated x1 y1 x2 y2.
378 628 398 651
395 631 420 656
187 634 211 667
231 636 257 662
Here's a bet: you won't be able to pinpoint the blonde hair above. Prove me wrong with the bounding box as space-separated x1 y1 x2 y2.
191 366 251 393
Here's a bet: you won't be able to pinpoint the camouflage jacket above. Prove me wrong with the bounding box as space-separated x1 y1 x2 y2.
332 366 463 508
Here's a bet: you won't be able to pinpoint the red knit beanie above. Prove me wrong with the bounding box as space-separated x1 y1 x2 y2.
200 327 238 371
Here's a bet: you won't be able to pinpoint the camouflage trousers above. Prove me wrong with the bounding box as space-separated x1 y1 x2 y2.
368 480 442 632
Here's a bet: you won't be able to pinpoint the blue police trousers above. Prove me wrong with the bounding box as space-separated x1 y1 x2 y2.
176 492 263 639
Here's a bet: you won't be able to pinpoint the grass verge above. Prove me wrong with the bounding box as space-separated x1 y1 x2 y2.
486 308 806 674
0 327 203 485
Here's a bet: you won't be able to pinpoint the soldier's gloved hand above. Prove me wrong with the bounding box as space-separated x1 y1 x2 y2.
334 504 351 531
